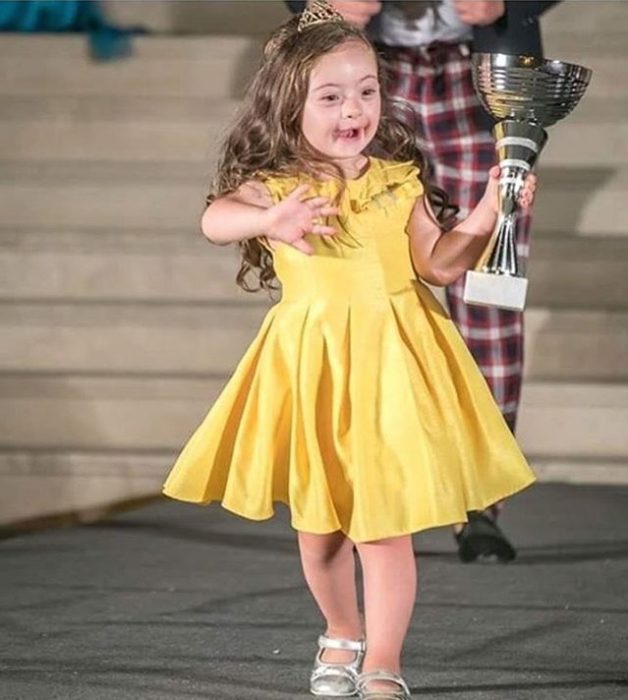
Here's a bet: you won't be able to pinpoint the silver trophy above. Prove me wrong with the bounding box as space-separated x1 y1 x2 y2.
463 53 592 311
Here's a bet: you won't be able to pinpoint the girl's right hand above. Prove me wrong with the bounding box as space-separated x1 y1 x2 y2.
264 185 338 255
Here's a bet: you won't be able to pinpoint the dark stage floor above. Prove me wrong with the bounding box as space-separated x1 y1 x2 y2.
2 483 627 699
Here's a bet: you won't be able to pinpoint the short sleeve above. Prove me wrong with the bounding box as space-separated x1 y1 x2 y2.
379 161 424 201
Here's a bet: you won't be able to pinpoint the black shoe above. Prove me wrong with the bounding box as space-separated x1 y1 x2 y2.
455 510 516 563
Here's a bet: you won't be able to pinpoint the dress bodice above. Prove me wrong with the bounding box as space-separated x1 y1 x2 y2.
263 158 424 303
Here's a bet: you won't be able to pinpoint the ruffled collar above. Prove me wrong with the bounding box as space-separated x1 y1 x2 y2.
344 158 419 212
312 157 420 213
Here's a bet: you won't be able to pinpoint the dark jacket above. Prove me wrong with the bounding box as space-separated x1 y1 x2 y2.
286 1 560 57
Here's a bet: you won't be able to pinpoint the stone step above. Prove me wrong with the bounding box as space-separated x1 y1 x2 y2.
524 308 628 381
2 447 627 527
533 165 628 236
1 227 626 309
516 381 628 460
1 375 626 460
531 457 628 486
0 301 268 377
545 30 628 58
542 1 628 36
0 94 238 123
0 450 170 526
0 97 238 163
0 161 206 233
0 302 626 382
2 161 627 237
102 0 290 36
0 35 262 100
0 34 626 100
540 111 628 167
1 96 625 167
0 225 238 302
0 373 227 452
527 235 628 309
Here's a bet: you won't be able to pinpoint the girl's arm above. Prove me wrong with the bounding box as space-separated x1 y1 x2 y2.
201 181 274 245
201 181 337 255
408 167 536 287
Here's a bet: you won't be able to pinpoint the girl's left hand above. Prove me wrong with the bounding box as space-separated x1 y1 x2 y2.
486 165 538 210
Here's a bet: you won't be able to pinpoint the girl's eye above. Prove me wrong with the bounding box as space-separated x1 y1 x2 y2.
321 94 339 102
362 88 377 97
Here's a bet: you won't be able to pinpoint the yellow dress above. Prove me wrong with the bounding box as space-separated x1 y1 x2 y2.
163 157 535 542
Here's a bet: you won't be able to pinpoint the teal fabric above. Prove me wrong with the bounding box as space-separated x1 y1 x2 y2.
0 1 141 60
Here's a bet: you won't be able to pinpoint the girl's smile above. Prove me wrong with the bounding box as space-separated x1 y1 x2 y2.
335 127 364 142
301 40 381 176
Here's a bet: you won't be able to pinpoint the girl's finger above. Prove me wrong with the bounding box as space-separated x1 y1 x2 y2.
287 184 312 200
290 238 314 255
310 224 336 235
318 206 339 217
304 196 331 209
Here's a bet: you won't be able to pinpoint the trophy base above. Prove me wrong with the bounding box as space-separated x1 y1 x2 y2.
463 270 528 311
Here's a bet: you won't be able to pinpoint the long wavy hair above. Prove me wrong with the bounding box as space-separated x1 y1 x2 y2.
207 16 457 293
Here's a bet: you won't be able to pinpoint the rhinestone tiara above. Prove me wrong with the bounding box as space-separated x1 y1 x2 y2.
297 0 344 32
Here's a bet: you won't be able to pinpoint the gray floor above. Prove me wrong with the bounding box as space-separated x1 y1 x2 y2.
1 483 627 700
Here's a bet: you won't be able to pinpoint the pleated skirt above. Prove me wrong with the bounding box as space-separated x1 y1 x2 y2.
163 284 535 542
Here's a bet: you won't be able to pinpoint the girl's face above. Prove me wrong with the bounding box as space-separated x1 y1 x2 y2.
301 40 381 172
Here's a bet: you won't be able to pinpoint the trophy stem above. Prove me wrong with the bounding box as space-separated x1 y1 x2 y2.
485 211 518 275
473 120 547 276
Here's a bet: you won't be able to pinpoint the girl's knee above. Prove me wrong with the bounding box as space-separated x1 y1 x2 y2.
355 534 416 564
298 530 353 564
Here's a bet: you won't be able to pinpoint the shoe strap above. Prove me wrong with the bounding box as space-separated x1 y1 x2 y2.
357 670 410 696
311 662 360 682
318 634 365 652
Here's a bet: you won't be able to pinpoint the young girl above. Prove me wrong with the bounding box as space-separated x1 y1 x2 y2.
163 3 536 698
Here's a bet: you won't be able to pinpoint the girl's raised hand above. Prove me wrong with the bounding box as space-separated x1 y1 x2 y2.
265 185 338 255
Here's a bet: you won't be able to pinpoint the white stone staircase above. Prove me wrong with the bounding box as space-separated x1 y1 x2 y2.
1 1 627 527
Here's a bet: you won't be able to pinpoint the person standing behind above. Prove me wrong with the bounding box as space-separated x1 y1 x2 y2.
286 0 560 562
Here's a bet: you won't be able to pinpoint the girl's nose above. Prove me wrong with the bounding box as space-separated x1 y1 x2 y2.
342 99 362 119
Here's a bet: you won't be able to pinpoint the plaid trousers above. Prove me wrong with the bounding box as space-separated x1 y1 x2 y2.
381 42 531 432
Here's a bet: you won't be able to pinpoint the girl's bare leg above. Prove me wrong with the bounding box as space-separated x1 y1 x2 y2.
298 530 363 663
355 535 417 687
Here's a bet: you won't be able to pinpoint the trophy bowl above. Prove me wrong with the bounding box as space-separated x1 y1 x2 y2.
472 53 592 127
463 53 592 312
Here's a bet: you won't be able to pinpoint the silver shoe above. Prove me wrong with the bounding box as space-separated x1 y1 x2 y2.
310 634 366 697
356 670 411 699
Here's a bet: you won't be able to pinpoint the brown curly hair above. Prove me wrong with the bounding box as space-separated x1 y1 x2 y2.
207 15 457 293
